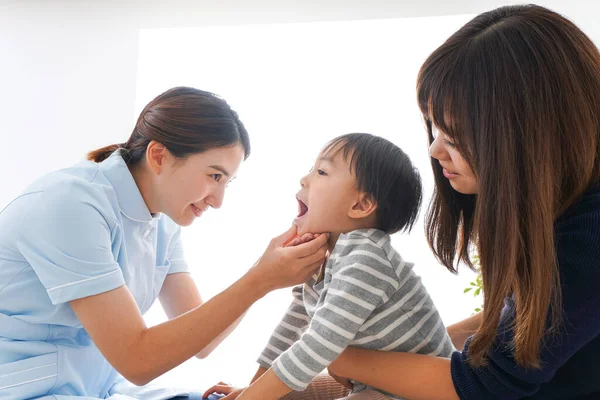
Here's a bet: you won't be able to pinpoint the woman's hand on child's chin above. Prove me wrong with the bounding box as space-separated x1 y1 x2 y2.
249 226 328 292
284 232 322 247
202 382 245 399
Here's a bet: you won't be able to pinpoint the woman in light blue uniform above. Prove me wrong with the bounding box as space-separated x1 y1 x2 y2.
0 87 328 400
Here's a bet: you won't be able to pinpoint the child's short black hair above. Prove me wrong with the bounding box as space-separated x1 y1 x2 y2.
323 133 423 234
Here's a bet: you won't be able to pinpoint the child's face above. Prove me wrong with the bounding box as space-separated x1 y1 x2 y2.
294 146 364 236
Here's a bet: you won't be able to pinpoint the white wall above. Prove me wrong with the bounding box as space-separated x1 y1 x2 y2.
2 0 600 393
2 0 598 209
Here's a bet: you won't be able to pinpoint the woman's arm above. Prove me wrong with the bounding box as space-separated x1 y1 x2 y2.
158 273 245 359
70 227 328 386
328 348 459 400
447 312 482 350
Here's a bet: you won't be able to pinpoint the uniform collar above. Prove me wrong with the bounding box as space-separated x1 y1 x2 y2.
99 150 154 223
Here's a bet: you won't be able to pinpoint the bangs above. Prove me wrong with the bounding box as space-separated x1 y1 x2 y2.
417 45 476 158
321 136 359 174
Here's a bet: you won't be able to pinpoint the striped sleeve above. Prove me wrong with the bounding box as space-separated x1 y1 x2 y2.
257 285 310 369
271 244 399 391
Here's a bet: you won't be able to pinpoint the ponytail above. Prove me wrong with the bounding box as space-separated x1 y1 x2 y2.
87 144 124 163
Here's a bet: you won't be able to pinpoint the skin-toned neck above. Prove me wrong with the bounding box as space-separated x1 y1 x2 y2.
129 161 160 215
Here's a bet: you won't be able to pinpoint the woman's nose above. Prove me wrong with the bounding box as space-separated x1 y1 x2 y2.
429 135 445 160
206 188 225 209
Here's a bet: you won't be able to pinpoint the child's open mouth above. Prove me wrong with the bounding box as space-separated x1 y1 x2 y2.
297 198 309 218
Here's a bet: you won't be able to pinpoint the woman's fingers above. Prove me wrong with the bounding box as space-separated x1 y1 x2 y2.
290 233 329 258
277 225 299 247
285 237 302 247
284 232 321 248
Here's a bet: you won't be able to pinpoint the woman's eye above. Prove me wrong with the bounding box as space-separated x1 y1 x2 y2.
211 174 222 182
444 139 456 149
317 169 327 176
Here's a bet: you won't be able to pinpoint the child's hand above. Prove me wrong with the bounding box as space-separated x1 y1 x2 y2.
327 369 354 390
284 232 322 247
202 382 245 400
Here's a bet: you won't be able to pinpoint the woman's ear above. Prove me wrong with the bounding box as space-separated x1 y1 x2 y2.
349 194 377 220
146 140 168 175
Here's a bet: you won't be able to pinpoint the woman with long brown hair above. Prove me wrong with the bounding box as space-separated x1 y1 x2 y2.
326 4 600 399
0 86 328 399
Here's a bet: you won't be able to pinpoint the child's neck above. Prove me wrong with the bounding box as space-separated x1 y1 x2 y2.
327 232 341 254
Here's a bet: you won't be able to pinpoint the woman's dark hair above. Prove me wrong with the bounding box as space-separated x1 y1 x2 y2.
417 4 600 368
88 86 250 164
323 133 423 235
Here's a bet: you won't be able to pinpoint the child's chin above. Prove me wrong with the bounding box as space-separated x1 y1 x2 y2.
293 220 310 236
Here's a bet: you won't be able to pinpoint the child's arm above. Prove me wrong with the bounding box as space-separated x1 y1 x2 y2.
245 244 400 397
239 368 293 400
250 365 269 384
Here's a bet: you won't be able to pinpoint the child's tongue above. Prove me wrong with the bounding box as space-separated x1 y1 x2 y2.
297 199 309 217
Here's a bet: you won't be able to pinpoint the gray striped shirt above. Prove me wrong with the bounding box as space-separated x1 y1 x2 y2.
258 228 454 397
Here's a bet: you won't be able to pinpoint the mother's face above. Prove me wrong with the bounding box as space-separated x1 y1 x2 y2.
429 125 478 195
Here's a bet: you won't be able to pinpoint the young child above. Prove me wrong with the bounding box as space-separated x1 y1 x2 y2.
206 133 454 400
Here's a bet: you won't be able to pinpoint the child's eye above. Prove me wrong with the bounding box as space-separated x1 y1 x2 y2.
317 169 327 176
211 174 222 182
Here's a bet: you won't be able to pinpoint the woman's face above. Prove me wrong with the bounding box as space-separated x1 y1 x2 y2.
429 125 478 195
150 143 245 226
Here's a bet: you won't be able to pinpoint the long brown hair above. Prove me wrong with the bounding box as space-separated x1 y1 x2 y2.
88 86 250 164
417 4 600 368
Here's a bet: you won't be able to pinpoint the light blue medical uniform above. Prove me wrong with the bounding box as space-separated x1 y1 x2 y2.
0 151 191 399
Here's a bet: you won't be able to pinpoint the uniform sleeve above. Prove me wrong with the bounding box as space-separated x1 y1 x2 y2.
258 285 310 369
166 225 189 275
451 202 600 399
272 245 399 391
16 182 124 305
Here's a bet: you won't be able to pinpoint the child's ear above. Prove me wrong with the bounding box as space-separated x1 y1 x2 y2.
349 194 377 219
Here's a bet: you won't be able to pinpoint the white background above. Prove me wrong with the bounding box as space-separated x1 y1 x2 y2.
2 0 599 392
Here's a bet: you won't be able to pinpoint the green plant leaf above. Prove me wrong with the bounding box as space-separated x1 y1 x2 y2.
464 288 472 293
474 307 481 312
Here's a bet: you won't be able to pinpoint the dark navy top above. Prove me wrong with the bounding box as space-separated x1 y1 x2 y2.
451 185 600 399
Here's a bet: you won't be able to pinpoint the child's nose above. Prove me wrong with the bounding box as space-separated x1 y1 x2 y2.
300 174 308 188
